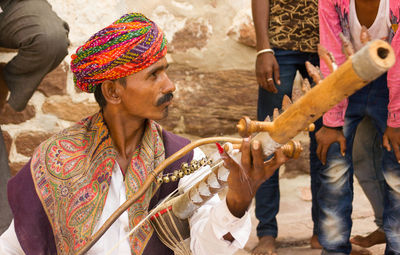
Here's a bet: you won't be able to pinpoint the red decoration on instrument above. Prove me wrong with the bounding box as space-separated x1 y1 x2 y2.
215 142 224 154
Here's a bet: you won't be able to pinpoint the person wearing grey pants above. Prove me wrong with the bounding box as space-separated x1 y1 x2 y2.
351 115 386 248
0 0 69 234
0 127 12 235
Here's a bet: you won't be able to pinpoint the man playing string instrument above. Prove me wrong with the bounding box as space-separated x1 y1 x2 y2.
0 13 289 255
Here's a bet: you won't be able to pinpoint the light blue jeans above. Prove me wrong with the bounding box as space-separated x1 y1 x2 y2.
318 74 400 255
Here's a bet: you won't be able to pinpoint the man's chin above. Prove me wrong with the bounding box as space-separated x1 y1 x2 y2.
153 108 169 121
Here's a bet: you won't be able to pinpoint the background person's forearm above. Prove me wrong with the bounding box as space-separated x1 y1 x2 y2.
252 0 271 51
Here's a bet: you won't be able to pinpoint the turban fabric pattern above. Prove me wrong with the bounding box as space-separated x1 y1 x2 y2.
71 13 167 93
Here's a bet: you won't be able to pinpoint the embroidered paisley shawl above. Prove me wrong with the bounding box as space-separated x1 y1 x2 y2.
30 112 165 254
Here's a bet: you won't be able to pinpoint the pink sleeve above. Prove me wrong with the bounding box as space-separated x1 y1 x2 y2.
387 2 400 128
319 0 348 127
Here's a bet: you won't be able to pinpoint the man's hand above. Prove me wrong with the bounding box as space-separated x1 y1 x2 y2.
222 138 288 218
316 126 346 165
255 53 280 93
383 126 400 163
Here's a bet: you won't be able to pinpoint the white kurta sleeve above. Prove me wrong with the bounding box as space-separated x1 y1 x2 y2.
0 220 25 255
178 148 252 255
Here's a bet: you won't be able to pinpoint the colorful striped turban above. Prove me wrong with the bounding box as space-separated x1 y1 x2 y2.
71 13 167 93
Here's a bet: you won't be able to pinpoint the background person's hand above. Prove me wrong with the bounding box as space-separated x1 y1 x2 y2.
316 126 346 165
255 53 280 93
383 126 400 163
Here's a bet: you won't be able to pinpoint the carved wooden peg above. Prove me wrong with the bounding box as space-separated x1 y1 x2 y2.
318 44 337 72
305 123 315 132
230 139 303 159
339 32 355 58
291 71 304 102
273 108 280 120
280 140 303 159
282 95 293 111
302 77 312 93
236 116 273 137
305 61 322 84
236 116 315 137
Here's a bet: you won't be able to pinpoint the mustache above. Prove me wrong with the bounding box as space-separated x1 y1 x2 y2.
156 93 174 106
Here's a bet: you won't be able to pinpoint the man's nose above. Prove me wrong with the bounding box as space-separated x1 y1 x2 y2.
161 74 176 94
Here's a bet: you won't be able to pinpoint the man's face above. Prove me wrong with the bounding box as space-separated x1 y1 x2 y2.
118 57 175 121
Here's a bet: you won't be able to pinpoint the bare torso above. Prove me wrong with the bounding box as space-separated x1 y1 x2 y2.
355 0 381 27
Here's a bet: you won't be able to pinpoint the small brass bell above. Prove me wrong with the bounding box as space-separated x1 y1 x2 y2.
163 176 170 183
200 158 207 166
190 163 197 172
184 168 191 175
181 162 189 170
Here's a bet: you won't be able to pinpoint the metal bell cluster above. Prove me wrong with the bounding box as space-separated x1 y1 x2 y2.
156 157 212 184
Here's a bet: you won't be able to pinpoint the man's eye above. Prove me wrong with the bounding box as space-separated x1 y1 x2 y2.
151 72 158 77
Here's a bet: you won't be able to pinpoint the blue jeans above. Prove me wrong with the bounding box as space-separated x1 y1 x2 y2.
318 74 400 255
255 49 322 237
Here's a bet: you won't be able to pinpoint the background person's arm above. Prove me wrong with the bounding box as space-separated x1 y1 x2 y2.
251 0 280 93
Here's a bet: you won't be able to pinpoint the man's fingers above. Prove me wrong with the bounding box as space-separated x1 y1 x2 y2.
265 65 277 93
272 149 287 166
256 74 268 90
251 140 264 170
240 138 251 170
264 149 285 168
266 81 278 93
221 149 235 170
392 140 400 163
339 137 347 157
320 145 328 165
382 134 392 151
273 62 281 85
316 143 323 163
262 150 286 180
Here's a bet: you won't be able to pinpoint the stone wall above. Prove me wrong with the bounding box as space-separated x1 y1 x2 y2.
2 0 310 177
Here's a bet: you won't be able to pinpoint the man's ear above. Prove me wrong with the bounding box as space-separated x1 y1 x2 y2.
102 80 122 105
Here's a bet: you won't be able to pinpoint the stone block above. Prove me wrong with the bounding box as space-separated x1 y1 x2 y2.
171 18 210 52
0 104 35 125
42 96 99 122
227 11 256 48
37 62 68 97
15 131 54 157
1 130 12 158
228 22 256 48
158 64 258 136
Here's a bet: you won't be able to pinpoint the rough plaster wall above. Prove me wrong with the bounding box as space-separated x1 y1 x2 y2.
127 0 255 70
48 0 127 47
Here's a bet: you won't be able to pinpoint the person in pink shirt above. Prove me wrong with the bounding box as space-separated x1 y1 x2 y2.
316 0 400 254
